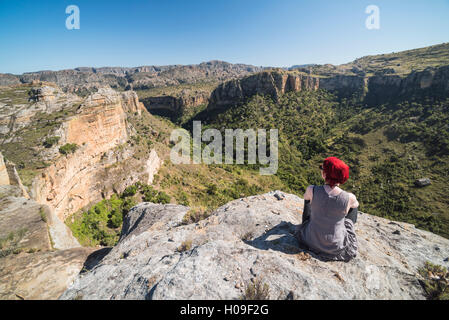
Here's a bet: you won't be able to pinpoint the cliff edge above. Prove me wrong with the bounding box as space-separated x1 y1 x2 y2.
60 191 449 300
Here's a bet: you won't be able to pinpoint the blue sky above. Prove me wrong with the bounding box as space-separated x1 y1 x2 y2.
0 0 448 74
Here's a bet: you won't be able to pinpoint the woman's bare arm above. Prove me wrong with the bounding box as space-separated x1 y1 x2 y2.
346 193 359 213
303 185 314 202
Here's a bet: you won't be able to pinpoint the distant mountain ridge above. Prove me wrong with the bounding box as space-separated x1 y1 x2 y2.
0 61 264 94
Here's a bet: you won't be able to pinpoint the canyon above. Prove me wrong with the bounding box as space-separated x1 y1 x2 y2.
0 84 163 299
1 42 449 300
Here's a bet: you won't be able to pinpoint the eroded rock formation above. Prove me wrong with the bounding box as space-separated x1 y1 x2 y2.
31 88 160 221
0 183 93 300
207 65 449 112
142 89 210 122
3 61 262 94
60 191 449 300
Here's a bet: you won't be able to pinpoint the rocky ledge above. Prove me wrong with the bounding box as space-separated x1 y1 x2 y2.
61 191 449 300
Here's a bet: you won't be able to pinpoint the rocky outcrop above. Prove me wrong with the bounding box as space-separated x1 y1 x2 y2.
13 61 262 93
31 88 159 221
0 152 9 185
0 184 93 300
365 66 449 104
206 65 449 111
0 86 163 300
0 245 95 300
142 89 210 122
0 152 29 198
208 71 321 110
0 73 21 87
60 191 449 300
0 83 82 137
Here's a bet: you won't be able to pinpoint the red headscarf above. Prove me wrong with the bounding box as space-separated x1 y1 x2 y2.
322 157 349 187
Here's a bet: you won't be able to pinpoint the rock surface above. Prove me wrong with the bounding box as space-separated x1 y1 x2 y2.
206 66 449 113
0 152 9 185
61 191 449 300
142 89 210 122
0 185 91 300
414 178 432 187
5 61 262 93
0 247 96 300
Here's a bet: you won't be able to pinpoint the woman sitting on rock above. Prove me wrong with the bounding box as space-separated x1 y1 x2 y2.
296 157 359 261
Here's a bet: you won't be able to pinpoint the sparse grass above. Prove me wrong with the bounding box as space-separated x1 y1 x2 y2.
241 278 271 300
0 228 29 258
182 208 210 225
418 261 449 300
241 231 254 241
177 239 193 252
0 99 79 186
39 207 47 223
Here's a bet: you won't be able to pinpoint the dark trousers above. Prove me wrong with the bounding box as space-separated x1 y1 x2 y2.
302 200 358 224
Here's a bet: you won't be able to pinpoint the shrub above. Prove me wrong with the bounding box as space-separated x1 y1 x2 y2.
43 136 60 148
177 239 192 252
418 261 449 300
121 185 138 198
206 183 218 195
39 207 47 223
156 191 171 204
242 278 270 300
182 208 210 225
59 143 78 155
141 184 171 204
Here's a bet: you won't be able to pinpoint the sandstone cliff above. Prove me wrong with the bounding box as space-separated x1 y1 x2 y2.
60 191 449 300
208 71 320 110
141 89 210 122
206 65 449 111
0 86 165 300
30 88 160 221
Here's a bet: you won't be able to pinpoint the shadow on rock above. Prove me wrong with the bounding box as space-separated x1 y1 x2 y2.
244 221 331 262
80 247 112 274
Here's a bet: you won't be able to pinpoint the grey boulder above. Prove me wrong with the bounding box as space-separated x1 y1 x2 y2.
60 191 449 300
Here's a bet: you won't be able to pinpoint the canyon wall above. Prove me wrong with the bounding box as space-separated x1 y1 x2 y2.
31 88 161 221
364 65 449 104
0 152 9 185
141 89 210 122
208 71 320 110
1 61 262 94
206 66 449 112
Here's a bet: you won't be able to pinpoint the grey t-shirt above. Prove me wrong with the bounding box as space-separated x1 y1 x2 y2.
296 185 357 261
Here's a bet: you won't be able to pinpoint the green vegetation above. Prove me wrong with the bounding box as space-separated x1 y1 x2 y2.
0 90 79 187
39 207 47 223
66 182 170 247
300 43 449 77
193 89 449 238
182 208 211 225
59 143 78 155
43 136 60 148
418 261 449 300
126 109 286 217
0 85 32 105
0 228 28 258
135 81 218 100
241 278 271 300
